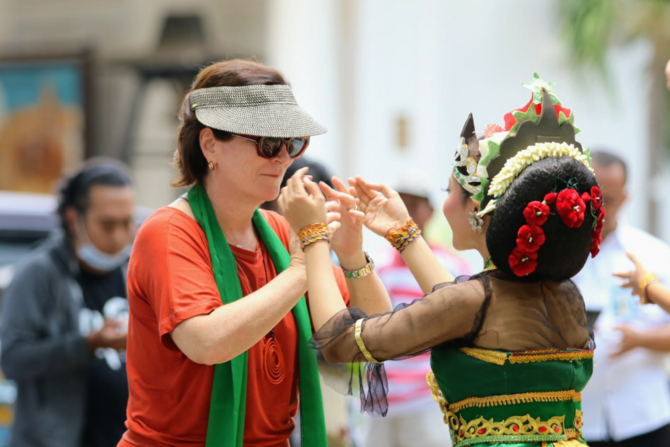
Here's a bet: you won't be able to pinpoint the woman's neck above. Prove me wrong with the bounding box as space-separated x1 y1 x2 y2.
204 176 259 243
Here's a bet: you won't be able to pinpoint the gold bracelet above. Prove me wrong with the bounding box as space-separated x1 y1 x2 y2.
298 223 331 251
354 319 381 364
640 272 659 305
385 219 422 253
342 252 375 279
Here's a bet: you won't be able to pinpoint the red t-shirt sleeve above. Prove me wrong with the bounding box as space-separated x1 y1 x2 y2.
261 209 350 306
130 209 222 349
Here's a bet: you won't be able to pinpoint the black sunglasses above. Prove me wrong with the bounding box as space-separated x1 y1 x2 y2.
231 133 310 159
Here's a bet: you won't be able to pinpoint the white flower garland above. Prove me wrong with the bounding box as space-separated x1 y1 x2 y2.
477 142 593 217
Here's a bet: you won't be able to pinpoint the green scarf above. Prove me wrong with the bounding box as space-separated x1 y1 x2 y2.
188 184 327 447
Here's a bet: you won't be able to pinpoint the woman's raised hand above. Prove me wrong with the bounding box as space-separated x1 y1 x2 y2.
349 176 411 237
279 167 329 234
319 177 365 264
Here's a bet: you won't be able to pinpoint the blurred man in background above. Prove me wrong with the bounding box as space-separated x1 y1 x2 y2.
351 170 470 447
572 151 670 446
1 160 135 447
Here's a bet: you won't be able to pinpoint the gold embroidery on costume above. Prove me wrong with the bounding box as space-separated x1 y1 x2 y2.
427 371 451 425
448 390 582 413
509 348 593 364
459 347 508 365
451 414 566 445
427 371 586 447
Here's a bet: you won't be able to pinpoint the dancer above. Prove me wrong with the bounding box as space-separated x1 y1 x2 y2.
119 60 391 447
280 75 602 447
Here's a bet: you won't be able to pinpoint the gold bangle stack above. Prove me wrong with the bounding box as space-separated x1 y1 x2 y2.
640 272 658 305
298 223 331 251
385 219 422 253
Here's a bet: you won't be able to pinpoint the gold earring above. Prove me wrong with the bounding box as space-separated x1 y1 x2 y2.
208 161 215 171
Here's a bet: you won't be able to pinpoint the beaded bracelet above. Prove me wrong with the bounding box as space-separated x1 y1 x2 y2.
640 272 659 305
385 219 422 253
298 223 331 251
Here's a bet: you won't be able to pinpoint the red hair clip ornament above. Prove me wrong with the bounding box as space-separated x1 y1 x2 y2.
509 188 605 277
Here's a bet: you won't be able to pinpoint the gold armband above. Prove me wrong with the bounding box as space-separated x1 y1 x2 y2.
354 319 381 364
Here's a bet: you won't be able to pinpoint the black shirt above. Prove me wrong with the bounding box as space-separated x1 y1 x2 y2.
76 266 129 447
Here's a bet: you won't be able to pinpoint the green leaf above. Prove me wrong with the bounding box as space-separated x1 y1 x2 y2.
584 147 592 165
558 111 568 125
512 110 528 122
479 141 501 170
526 103 539 122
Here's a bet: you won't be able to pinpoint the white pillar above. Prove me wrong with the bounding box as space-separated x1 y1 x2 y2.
265 0 343 176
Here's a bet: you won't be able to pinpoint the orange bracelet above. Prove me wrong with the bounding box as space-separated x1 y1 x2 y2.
298 223 331 251
385 219 422 253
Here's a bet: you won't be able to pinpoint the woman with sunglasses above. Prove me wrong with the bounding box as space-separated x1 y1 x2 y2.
118 59 392 447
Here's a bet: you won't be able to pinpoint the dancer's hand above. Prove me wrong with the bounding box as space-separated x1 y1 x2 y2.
279 167 329 234
612 251 650 297
320 177 365 265
348 176 411 237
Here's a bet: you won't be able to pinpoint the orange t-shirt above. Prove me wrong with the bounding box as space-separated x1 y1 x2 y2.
120 207 349 447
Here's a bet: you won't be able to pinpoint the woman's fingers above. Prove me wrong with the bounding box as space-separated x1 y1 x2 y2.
348 209 365 227
288 167 309 195
327 220 341 234
326 211 342 224
332 176 350 194
303 178 323 200
612 272 631 279
319 182 339 201
348 179 371 206
354 176 379 201
325 200 340 213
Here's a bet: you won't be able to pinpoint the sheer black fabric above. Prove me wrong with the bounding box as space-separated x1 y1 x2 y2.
310 270 593 416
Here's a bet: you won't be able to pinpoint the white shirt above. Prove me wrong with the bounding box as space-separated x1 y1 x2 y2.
572 224 670 441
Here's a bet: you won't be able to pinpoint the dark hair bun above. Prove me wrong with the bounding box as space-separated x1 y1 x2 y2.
486 156 598 282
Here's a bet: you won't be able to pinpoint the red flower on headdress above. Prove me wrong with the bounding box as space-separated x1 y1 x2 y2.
581 192 591 203
523 201 550 226
544 193 557 205
503 96 573 132
517 225 546 252
556 189 586 228
509 247 539 277
484 123 504 138
590 186 603 211
591 208 606 258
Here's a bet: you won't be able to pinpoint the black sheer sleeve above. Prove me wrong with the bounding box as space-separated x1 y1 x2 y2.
310 275 487 415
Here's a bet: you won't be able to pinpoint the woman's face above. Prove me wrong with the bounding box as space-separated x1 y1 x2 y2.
443 175 481 251
205 130 294 204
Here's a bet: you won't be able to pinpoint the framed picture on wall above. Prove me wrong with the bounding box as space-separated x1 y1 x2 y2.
0 50 92 194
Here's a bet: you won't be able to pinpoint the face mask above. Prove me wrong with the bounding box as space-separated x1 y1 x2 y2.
77 243 130 272
76 217 131 272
